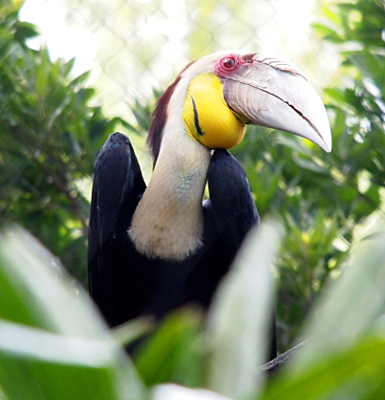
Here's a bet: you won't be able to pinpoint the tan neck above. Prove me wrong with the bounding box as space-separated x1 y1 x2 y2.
129 118 211 261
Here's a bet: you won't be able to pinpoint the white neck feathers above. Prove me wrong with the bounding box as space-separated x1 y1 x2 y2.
129 77 211 261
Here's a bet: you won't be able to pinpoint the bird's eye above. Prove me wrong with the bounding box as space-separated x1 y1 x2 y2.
222 57 236 69
215 55 241 77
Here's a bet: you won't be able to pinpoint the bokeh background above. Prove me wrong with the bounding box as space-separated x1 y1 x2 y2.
20 0 339 119
1 0 385 356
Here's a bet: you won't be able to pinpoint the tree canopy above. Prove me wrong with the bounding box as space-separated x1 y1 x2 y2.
0 0 129 282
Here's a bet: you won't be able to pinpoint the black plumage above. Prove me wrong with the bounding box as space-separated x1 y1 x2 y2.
87 50 332 363
87 132 276 359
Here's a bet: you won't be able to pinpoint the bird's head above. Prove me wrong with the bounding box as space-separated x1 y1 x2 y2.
147 50 331 162
130 51 332 261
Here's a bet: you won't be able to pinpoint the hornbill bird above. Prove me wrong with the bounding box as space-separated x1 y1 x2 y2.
88 51 331 361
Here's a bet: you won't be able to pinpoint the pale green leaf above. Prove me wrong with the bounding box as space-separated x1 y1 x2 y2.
207 220 283 399
0 226 146 400
291 219 385 372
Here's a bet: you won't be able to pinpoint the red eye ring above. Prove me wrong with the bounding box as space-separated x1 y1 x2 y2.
222 57 236 69
215 54 241 77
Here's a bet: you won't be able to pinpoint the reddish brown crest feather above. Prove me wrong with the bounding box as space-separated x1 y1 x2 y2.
147 60 196 166
147 76 181 164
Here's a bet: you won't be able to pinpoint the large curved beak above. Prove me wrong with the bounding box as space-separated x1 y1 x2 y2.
222 54 332 152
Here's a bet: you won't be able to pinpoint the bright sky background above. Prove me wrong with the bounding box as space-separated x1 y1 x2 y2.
18 0 339 188
19 0 338 119
20 0 97 77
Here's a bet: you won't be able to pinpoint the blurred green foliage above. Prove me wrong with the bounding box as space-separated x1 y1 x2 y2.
0 0 127 283
1 1 385 396
233 0 385 349
0 227 145 400
2 209 385 399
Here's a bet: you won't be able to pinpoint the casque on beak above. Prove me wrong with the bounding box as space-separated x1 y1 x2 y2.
220 53 332 152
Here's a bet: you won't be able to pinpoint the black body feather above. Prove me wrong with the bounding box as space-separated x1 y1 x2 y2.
88 132 276 359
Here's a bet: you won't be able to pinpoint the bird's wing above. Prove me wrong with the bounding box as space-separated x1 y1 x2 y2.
87 132 146 326
183 149 260 308
204 149 277 360
207 149 260 245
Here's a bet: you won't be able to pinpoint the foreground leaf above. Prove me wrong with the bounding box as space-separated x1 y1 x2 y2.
261 216 385 400
134 309 204 388
206 221 283 399
263 337 385 400
0 226 146 400
292 221 385 371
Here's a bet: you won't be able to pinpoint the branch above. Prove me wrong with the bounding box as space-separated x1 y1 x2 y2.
259 341 306 377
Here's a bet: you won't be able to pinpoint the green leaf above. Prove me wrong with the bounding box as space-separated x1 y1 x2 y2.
134 309 204 388
14 21 39 42
0 226 100 335
261 216 385 400
206 220 283 400
291 219 385 372
262 337 385 400
71 70 91 86
0 226 146 400
0 320 126 400
311 23 343 43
